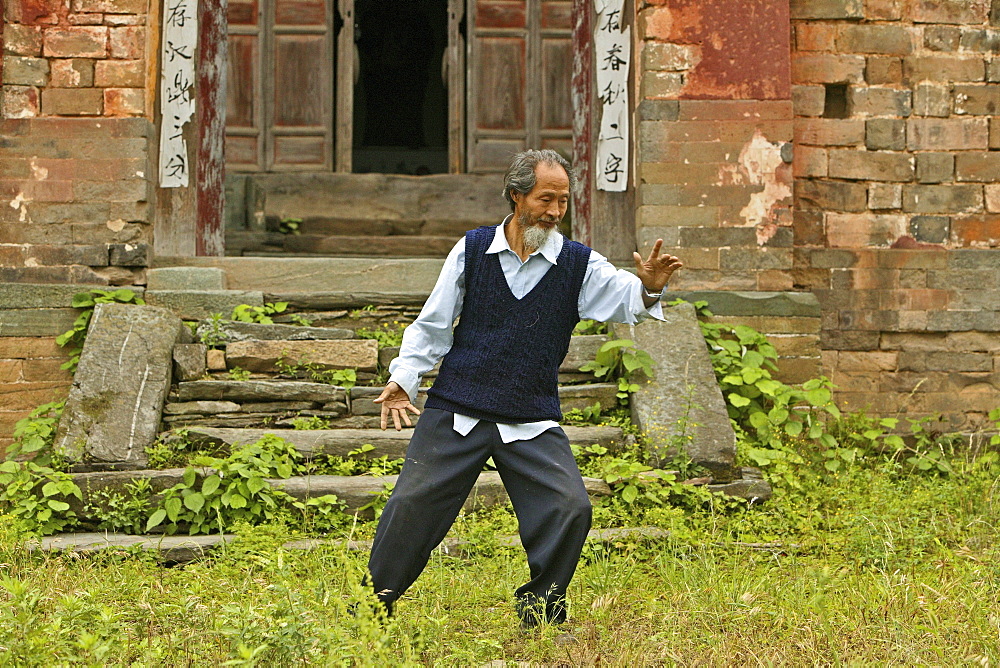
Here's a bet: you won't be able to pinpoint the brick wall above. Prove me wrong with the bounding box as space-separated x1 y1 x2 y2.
789 0 1000 429
0 336 71 454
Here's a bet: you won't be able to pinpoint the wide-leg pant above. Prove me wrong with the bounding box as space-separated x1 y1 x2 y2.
367 408 592 625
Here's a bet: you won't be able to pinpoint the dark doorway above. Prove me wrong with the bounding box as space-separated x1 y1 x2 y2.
352 0 449 174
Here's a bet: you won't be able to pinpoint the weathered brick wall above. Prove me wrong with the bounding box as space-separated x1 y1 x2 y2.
790 0 1000 428
1 0 154 284
636 0 796 295
0 336 71 454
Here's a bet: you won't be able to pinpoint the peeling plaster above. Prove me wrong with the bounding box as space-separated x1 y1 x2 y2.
728 130 792 245
9 192 32 223
29 158 48 181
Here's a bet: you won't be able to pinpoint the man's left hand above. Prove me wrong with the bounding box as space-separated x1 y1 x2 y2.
633 238 683 294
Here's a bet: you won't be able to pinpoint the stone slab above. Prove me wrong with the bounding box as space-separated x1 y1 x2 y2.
268 470 612 517
146 267 226 290
0 308 79 337
195 320 355 343
152 258 445 294
54 303 185 468
0 283 143 309
184 424 626 461
558 383 619 412
144 290 264 320
172 343 207 381
349 387 429 416
562 335 609 373
163 400 241 415
175 380 346 403
616 302 739 481
669 290 821 317
225 339 379 372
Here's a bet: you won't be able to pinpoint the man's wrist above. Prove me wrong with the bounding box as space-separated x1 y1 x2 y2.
641 285 663 299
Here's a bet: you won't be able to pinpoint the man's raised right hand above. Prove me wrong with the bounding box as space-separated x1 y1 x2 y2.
373 381 422 431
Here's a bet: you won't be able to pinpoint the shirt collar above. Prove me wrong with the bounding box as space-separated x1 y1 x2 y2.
488 215 563 265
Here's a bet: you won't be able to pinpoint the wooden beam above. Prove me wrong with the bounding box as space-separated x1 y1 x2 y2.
196 0 227 256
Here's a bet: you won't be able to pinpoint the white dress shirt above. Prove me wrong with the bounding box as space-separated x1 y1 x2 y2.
389 218 665 443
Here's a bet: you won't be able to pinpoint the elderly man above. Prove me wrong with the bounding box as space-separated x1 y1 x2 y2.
368 149 682 627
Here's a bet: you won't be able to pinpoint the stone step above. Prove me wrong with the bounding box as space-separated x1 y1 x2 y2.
195 319 356 343
164 383 620 429
68 467 614 522
224 339 379 373
182 424 627 461
229 233 461 258
288 216 483 238
31 526 670 564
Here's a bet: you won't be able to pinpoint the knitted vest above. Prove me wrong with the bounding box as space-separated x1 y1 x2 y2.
425 225 591 423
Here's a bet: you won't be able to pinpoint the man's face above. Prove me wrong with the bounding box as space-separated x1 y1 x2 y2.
513 163 571 249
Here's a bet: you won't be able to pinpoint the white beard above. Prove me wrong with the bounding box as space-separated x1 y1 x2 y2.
519 212 555 252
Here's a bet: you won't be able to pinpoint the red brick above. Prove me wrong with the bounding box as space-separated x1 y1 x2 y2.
2 24 44 56
20 358 72 382
792 53 866 84
795 179 868 212
985 184 1000 213
825 213 907 248
0 337 64 358
793 145 827 177
637 7 673 41
866 56 903 85
94 58 143 86
907 118 989 150
951 214 1000 246
911 0 990 24
67 12 104 24
905 56 985 83
108 26 143 59
42 27 107 58
792 85 825 116
956 153 1000 182
953 84 1000 116
0 382 70 411
40 87 103 115
71 0 146 13
796 23 837 51
0 361 22 383
793 210 826 246
49 58 95 87
992 117 1000 149
1 85 40 118
865 0 902 20
837 25 915 55
828 150 914 182
4 0 63 24
795 119 865 146
790 0 865 20
0 178 74 202
868 183 902 210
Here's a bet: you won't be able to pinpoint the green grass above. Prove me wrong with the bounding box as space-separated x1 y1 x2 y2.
1 449 998 666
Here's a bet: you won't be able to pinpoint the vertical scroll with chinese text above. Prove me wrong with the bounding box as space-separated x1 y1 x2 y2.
594 0 629 192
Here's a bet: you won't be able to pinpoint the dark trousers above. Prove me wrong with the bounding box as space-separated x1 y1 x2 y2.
367 408 592 625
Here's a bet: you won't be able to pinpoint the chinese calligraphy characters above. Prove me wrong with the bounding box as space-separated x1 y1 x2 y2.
158 0 197 187
595 0 630 192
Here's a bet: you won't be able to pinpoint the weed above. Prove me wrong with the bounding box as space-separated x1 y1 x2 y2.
56 289 145 372
231 302 289 325
356 321 407 348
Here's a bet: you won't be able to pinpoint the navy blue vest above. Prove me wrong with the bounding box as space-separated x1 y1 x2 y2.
425 225 591 423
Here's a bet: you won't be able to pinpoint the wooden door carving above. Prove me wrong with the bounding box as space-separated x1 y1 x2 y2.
465 0 573 172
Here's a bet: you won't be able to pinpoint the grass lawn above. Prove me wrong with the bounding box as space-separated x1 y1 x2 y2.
1 449 998 666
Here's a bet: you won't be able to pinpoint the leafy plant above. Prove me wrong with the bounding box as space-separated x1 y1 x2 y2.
198 313 228 348
228 367 252 381
275 355 357 389
0 402 82 536
146 435 339 535
231 302 289 325
356 322 406 348
290 415 331 431
301 444 404 477
580 338 654 404
56 289 145 372
573 319 609 336
562 401 603 426
83 479 152 534
278 217 302 235
288 313 313 327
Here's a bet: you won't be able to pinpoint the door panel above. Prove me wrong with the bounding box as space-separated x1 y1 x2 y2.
272 36 329 127
466 0 573 172
226 0 264 170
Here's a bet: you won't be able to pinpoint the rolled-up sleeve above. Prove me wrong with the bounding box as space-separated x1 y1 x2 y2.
387 239 466 402
578 249 665 324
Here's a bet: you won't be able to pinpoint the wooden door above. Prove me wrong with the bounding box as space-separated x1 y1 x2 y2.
465 0 574 172
226 0 339 171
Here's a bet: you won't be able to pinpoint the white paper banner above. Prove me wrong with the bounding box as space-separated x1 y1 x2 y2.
594 0 629 192
158 0 197 188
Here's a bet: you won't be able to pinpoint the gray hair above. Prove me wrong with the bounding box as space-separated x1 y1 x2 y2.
502 149 576 212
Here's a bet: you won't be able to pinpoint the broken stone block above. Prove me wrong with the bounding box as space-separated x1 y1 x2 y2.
175 380 346 403
206 349 227 370
225 339 379 373
195 319 354 343
163 400 241 415
54 303 185 469
144 290 264 320
615 301 738 481
172 343 207 381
